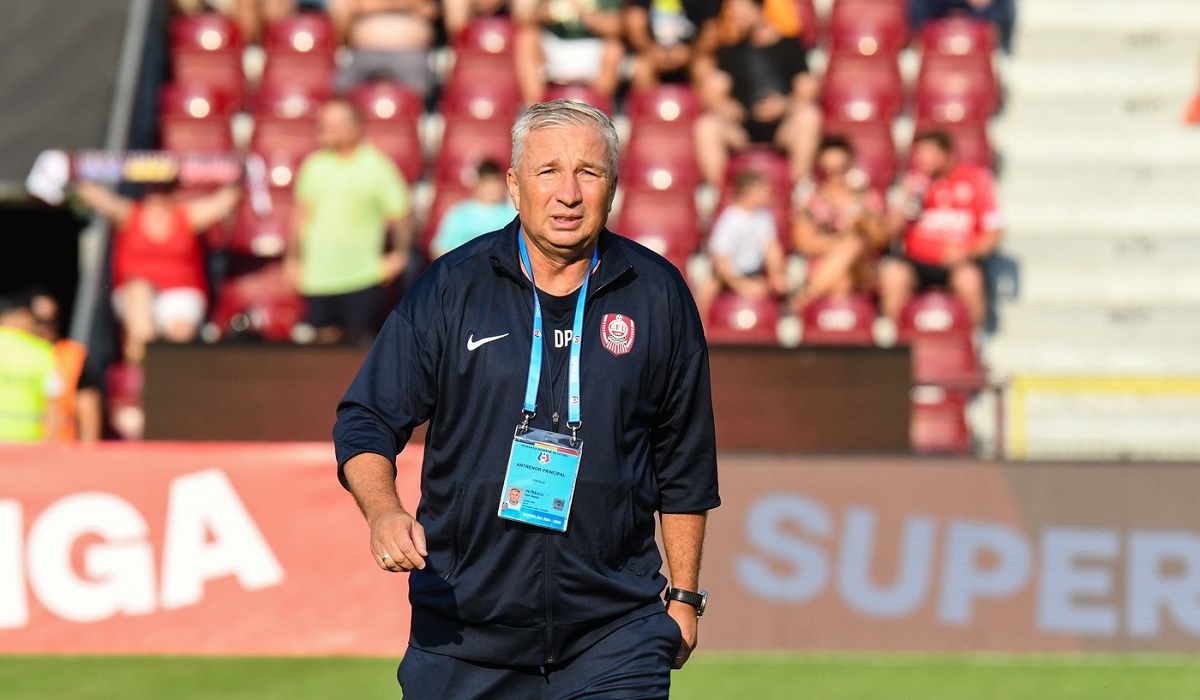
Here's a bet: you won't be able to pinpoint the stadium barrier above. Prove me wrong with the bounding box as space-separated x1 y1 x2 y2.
3 443 1200 655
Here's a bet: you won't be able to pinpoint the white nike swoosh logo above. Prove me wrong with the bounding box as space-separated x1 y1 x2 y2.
467 333 509 351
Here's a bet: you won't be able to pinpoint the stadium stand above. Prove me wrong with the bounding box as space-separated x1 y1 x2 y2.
827 0 909 57
169 12 246 107
705 293 782 346
347 80 425 183
159 82 236 152
799 293 878 345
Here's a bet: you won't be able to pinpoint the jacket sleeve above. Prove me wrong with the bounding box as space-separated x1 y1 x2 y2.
652 275 721 514
333 305 440 489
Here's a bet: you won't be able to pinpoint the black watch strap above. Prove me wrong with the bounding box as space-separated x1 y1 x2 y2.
664 587 707 617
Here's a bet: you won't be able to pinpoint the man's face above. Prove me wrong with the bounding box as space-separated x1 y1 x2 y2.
817 147 851 180
507 124 615 259
508 488 521 505
317 102 363 152
30 295 59 342
911 140 950 178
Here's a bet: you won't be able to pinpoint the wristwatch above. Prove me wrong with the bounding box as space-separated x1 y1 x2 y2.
664 587 708 617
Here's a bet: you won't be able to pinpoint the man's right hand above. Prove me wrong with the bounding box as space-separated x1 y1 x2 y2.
371 508 428 572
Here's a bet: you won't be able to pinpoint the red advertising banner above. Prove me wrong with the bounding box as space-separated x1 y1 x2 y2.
3 446 1200 655
0 442 420 656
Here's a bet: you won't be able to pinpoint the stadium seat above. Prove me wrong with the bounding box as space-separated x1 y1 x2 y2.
348 81 424 183
228 189 293 258
621 145 702 194
723 146 793 199
828 0 909 56
705 293 781 346
910 385 972 454
259 13 337 94
210 263 307 342
440 77 524 122
612 189 700 271
159 83 235 152
897 291 985 388
919 17 997 58
250 84 328 161
453 16 517 58
169 13 245 106
435 118 513 188
626 84 703 125
445 52 522 98
821 54 905 123
911 118 994 170
543 84 616 116
800 293 877 345
105 361 144 440
823 119 897 191
796 0 820 49
915 52 999 118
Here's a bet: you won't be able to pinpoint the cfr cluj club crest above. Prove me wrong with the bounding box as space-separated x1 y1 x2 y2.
600 314 635 356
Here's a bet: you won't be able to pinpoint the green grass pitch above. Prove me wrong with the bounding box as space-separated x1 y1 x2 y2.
2 653 1200 699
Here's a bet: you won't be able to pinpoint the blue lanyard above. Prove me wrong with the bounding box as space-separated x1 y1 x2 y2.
518 233 597 442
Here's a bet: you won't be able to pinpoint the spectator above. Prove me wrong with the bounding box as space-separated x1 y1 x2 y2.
30 291 103 442
330 0 438 97
692 0 821 187
909 0 1015 54
288 98 413 344
430 160 517 258
623 0 718 89
791 136 887 310
75 178 239 362
879 130 1002 326
512 0 624 104
0 291 60 443
443 0 510 39
696 169 789 319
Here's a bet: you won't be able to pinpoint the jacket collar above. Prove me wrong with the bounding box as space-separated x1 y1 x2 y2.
486 216 634 295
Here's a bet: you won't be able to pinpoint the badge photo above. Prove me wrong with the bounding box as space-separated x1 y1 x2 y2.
600 314 636 356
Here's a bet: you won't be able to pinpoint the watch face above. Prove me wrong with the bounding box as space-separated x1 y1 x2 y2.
698 590 708 616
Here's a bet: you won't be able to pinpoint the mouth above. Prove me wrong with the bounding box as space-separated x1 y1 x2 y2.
550 214 583 228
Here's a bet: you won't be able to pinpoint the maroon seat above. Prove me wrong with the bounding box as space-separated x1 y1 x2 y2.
210 263 307 342
435 118 513 188
800 293 877 345
821 54 904 123
797 0 820 49
626 84 703 125
259 13 337 94
348 81 425 183
454 16 517 58
916 52 999 117
250 84 328 160
911 118 993 170
543 84 616 116
910 386 972 454
705 293 781 346
228 189 293 258
898 291 985 388
919 16 997 58
420 184 472 256
828 0 909 56
160 83 235 152
621 144 702 194
170 13 245 106
612 189 700 271
823 118 897 190
724 146 793 198
440 76 524 122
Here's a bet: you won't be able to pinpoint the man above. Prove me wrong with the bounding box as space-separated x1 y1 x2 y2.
879 130 1002 326
0 292 60 443
512 0 625 104
288 98 414 344
30 291 103 442
334 100 719 698
429 159 517 259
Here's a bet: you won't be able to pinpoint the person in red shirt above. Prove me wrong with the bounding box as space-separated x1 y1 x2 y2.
76 179 239 362
879 130 1002 326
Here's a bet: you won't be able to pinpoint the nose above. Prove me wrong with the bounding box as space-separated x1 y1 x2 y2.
554 172 582 207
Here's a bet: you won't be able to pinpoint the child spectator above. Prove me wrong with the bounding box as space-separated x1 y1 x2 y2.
75 179 240 362
430 160 517 258
697 170 788 319
879 130 1002 326
692 0 821 186
512 0 624 103
792 137 887 310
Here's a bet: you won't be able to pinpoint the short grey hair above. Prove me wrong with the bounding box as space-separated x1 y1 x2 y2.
510 100 619 176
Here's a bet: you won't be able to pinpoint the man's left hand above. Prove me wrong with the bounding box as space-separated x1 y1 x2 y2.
666 600 699 669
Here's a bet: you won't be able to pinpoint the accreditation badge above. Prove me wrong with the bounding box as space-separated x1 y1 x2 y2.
498 428 582 532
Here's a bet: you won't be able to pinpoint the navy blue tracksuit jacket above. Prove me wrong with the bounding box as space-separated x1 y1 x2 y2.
334 219 720 667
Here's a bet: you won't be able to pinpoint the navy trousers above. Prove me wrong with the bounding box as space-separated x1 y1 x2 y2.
398 611 682 699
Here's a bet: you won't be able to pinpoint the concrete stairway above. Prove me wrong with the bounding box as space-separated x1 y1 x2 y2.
977 0 1200 459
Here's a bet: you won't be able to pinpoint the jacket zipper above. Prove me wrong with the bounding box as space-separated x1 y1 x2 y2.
544 531 555 664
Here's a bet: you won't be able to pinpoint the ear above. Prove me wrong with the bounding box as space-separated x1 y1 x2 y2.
507 167 521 209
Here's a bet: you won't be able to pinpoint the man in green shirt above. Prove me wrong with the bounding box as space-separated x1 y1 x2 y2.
288 98 414 344
0 292 60 442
